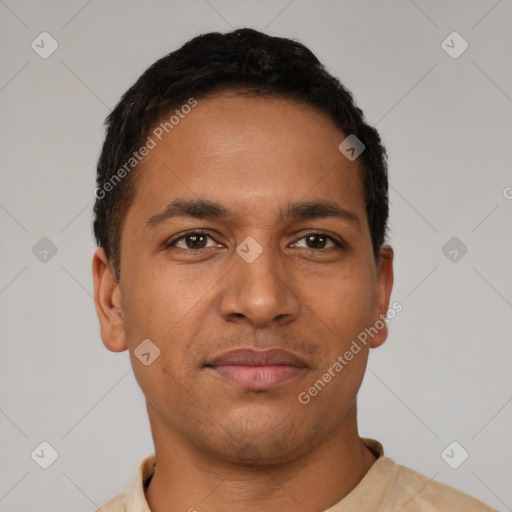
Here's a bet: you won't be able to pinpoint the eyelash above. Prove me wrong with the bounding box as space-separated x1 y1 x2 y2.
163 229 344 251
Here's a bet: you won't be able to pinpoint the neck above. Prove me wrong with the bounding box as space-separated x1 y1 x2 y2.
144 402 377 512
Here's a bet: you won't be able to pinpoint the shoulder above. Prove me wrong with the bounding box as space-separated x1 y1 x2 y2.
95 491 127 512
94 453 155 512
381 459 497 511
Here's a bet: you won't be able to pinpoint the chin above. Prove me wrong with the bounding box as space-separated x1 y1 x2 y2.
202 415 312 467
215 440 298 467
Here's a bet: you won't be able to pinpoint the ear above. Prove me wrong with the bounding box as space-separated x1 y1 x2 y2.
370 245 394 349
92 247 127 352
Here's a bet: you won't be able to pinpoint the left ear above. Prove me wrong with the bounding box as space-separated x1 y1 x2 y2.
370 245 394 348
92 247 128 353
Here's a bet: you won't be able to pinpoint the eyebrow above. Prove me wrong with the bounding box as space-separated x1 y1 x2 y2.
147 199 229 225
146 198 361 230
282 200 361 230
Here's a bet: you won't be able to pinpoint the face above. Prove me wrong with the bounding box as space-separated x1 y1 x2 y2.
93 93 393 465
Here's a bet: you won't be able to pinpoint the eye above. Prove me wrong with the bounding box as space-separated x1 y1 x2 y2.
165 230 221 250
292 233 341 250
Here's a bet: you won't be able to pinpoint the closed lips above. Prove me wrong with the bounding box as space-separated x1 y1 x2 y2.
205 348 307 367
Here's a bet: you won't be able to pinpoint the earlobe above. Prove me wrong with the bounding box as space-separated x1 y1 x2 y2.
92 247 128 353
370 245 394 349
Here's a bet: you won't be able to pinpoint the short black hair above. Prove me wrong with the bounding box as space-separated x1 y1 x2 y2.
93 28 388 280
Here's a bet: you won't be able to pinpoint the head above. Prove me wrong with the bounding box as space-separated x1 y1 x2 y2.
92 28 393 464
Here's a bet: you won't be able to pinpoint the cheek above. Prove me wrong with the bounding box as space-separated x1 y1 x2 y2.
297 273 375 414
120 260 222 389
121 258 206 337
301 270 377 349
120 270 200 412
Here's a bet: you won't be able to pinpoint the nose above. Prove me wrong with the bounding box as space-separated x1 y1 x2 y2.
217 244 301 328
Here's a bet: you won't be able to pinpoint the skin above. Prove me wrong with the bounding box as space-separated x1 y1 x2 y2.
92 93 394 512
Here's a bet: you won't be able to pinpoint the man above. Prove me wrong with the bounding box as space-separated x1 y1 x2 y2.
92 28 495 512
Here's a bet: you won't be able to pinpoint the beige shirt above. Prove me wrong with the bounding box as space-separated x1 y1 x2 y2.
98 439 496 511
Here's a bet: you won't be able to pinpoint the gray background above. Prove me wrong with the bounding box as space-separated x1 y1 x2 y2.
1 1 511 511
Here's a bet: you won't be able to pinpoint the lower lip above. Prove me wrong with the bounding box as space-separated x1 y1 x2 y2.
208 364 304 390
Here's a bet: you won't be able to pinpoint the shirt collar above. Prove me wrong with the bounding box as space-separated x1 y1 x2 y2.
125 453 155 512
124 438 386 511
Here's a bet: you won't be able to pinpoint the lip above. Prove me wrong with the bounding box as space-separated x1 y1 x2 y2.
205 348 307 390
208 348 307 367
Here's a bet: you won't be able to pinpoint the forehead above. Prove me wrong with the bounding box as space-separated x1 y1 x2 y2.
125 93 366 226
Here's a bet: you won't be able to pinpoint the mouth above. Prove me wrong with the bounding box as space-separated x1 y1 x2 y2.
204 348 308 390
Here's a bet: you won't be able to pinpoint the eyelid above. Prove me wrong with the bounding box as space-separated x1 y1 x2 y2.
163 229 345 251
290 230 345 249
163 229 220 249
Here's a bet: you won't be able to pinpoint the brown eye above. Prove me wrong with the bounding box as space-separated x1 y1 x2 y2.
167 231 220 250
305 234 329 249
291 233 339 250
289 232 342 251
185 234 208 249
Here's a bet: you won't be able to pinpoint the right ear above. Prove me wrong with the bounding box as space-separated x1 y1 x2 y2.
92 247 127 352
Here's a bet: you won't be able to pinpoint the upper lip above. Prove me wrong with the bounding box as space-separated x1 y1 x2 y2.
206 348 307 367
